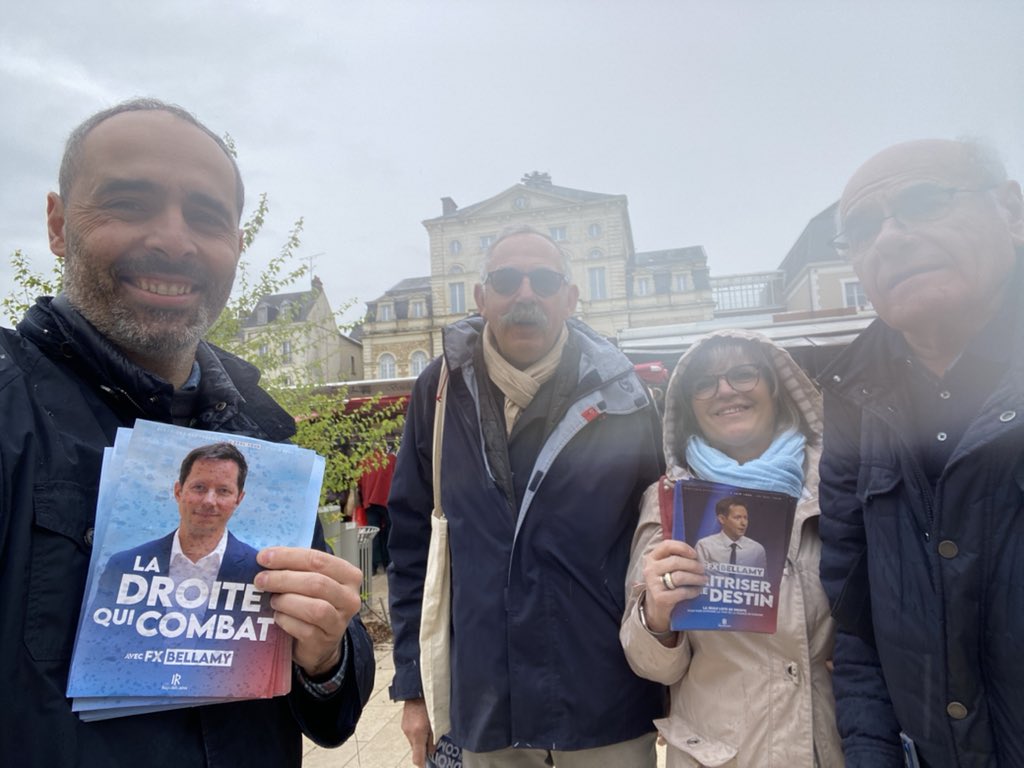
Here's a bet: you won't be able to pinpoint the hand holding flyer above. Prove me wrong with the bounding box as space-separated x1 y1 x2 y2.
666 478 796 633
67 420 325 719
254 545 363 677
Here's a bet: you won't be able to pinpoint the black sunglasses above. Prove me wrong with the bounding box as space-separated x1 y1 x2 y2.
484 267 568 298
689 363 762 400
832 183 994 254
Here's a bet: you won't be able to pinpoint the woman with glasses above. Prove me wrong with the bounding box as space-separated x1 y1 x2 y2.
620 329 842 767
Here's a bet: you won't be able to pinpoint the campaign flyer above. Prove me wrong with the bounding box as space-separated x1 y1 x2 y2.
67 420 324 718
428 735 462 768
668 478 796 634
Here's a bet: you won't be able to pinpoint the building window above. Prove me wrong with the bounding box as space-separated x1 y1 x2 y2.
513 196 528 209
588 267 607 300
588 248 603 260
549 226 567 242
449 264 464 274
843 279 871 309
675 273 689 292
378 303 393 321
350 355 357 375
449 282 466 314
378 353 397 379
588 223 602 239
410 300 426 318
281 340 292 363
449 240 462 255
635 277 650 296
480 234 496 251
410 351 429 376
258 342 269 357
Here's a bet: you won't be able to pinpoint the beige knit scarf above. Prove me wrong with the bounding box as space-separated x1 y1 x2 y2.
482 322 569 435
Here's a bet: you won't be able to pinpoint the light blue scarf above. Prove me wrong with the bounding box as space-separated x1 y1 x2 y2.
685 428 806 498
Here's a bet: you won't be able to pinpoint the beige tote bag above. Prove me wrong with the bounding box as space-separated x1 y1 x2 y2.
419 359 451 737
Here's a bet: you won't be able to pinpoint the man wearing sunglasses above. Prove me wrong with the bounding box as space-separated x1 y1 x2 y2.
819 140 1024 767
389 225 664 767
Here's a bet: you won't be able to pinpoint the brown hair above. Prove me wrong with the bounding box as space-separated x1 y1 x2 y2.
178 442 248 492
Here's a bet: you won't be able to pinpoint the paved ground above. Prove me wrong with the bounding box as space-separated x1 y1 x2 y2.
303 572 411 768
302 572 667 767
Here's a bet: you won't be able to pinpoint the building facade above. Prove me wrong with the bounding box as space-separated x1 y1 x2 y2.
779 202 870 313
361 172 714 378
241 276 363 386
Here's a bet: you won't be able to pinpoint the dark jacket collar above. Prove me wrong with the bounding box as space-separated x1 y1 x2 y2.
442 315 635 386
17 295 294 441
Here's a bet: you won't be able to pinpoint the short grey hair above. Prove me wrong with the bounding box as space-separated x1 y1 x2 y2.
58 97 245 220
480 224 573 282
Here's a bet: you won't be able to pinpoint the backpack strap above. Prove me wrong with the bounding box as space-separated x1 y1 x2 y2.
657 475 674 537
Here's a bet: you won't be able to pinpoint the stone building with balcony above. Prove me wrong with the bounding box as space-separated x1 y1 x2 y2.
360 172 714 379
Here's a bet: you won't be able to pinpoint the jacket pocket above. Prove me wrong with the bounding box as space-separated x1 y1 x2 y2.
856 461 901 510
656 717 738 767
25 482 96 662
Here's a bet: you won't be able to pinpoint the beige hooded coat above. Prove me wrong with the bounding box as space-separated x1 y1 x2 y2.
620 329 843 768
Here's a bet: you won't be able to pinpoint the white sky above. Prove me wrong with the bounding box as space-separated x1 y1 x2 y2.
2 0 1022 324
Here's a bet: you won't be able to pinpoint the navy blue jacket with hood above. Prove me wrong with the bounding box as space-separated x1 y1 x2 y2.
388 316 664 753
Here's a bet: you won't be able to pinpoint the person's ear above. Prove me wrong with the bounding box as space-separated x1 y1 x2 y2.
473 282 486 312
46 192 67 258
997 181 1024 248
566 283 579 314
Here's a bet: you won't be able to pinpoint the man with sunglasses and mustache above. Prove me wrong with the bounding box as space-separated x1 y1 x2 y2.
819 140 1024 767
0 99 373 766
388 225 664 767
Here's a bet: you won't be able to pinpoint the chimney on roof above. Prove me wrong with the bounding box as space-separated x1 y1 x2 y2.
442 197 458 215
521 171 552 187
312 275 324 293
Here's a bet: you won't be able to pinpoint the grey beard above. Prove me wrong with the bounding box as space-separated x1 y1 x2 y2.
62 232 230 359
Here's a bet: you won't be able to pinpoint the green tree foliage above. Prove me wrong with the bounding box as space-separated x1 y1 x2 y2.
295 393 406 508
210 195 405 511
1 249 62 325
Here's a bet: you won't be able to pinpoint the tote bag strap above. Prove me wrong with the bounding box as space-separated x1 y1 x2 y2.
432 358 449 513
420 356 453 738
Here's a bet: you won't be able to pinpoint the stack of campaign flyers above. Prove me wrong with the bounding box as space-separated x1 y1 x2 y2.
667 479 796 634
67 420 325 721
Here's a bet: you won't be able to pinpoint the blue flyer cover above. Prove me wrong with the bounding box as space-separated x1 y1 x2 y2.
669 478 796 633
67 420 324 715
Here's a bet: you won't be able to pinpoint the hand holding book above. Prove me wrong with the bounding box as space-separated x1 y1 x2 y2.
640 538 707 635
